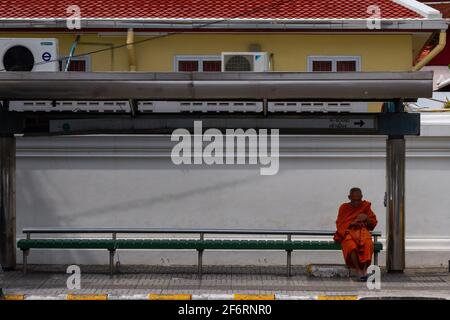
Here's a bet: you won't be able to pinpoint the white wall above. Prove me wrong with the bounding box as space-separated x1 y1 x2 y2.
14 123 450 268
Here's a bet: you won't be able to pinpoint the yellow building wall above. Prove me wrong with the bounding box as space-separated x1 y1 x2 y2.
0 32 413 72
0 32 414 111
134 33 413 72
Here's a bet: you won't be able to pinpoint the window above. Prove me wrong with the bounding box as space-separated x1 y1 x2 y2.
60 56 91 71
202 60 222 72
174 56 221 72
308 56 360 72
178 60 199 72
337 60 357 72
312 60 332 72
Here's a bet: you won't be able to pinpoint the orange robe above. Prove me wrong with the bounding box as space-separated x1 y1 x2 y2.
333 200 377 268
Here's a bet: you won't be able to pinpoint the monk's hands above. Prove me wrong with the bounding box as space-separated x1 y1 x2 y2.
356 214 369 223
349 214 369 227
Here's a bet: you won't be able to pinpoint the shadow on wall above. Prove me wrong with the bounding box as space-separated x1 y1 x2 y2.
16 169 103 264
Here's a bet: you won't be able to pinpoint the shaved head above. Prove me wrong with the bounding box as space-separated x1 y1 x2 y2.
348 187 363 207
349 187 362 196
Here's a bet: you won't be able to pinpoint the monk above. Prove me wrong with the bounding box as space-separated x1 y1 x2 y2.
333 187 377 280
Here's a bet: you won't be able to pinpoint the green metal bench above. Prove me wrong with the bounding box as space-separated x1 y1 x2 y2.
17 228 382 276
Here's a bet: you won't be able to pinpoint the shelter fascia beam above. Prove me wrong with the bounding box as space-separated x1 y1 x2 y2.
11 112 421 136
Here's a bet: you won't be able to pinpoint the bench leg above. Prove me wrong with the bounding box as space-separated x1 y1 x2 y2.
22 250 29 275
286 250 292 277
109 249 116 276
197 249 204 278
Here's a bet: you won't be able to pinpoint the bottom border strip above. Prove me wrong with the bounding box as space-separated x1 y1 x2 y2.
2 293 448 300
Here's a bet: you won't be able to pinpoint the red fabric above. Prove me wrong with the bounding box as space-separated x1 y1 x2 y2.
334 200 377 268
0 0 422 19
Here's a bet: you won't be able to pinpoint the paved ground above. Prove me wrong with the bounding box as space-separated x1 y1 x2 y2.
2 264 450 299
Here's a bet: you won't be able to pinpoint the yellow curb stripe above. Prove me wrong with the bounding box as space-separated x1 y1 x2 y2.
67 294 108 300
4 295 25 300
149 294 192 300
317 295 358 300
234 294 275 300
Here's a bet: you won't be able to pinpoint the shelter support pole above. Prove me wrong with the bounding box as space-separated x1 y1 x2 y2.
386 135 406 272
0 135 16 270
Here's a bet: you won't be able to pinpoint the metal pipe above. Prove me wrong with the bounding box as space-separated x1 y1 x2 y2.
0 72 433 101
0 136 16 270
21 227 380 237
109 249 115 276
198 233 204 277
413 32 446 71
287 234 292 277
373 235 378 266
111 233 117 275
127 28 137 72
386 136 406 272
22 250 28 274
198 250 203 277
64 35 81 72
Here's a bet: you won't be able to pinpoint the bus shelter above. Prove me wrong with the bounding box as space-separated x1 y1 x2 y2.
0 71 433 272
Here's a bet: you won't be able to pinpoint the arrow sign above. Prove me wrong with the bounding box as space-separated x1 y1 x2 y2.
327 117 374 130
354 120 365 127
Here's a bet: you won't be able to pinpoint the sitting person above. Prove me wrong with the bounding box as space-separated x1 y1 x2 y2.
333 187 378 281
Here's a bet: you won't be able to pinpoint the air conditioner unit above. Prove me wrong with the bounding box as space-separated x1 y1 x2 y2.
221 52 269 72
0 38 59 71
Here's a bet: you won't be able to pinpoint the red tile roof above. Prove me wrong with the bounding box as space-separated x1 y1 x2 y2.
0 0 424 20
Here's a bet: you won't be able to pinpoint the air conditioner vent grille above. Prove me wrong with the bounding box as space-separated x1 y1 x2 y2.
224 55 253 71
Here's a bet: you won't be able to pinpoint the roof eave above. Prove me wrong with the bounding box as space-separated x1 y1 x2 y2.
393 0 443 19
0 18 447 31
